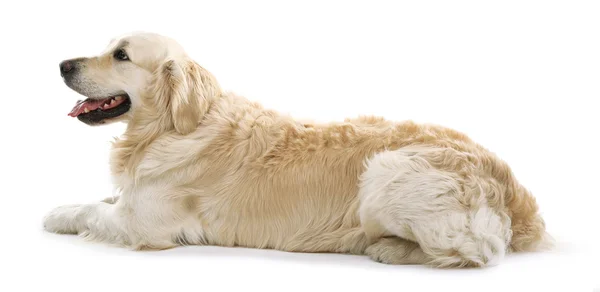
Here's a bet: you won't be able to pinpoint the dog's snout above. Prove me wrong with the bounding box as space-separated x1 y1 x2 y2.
60 60 76 77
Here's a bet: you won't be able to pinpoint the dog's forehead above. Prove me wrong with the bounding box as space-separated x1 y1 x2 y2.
103 38 125 54
103 33 183 57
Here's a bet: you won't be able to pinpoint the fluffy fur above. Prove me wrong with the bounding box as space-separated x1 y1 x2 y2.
44 32 552 268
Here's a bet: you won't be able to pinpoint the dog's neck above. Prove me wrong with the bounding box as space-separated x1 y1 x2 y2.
109 111 167 177
110 97 219 178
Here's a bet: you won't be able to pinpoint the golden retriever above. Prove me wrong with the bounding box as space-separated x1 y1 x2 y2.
44 32 552 268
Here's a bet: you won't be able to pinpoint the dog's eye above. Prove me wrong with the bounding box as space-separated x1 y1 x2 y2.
114 49 129 61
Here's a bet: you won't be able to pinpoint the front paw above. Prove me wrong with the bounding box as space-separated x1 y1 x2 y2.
43 204 84 234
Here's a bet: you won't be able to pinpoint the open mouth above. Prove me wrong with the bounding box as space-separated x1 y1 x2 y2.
68 95 131 124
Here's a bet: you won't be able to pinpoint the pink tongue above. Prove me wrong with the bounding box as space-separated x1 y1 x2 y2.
68 98 109 117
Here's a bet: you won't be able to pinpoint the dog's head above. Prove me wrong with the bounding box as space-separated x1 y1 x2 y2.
60 32 221 134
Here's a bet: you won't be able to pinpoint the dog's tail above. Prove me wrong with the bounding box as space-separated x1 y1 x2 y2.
507 184 554 252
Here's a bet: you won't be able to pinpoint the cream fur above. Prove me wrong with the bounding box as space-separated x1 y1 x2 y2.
44 32 552 268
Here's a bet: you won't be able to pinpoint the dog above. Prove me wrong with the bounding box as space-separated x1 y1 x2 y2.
43 32 552 268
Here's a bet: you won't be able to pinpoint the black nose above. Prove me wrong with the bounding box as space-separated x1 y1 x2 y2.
60 60 75 77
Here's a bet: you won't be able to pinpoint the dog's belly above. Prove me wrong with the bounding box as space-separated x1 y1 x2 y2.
186 160 367 253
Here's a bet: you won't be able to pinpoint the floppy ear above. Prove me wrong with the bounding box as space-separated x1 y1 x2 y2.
152 58 220 135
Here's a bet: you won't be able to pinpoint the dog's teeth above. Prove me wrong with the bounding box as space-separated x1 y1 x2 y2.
84 108 90 113
110 99 116 105
115 96 123 101
104 104 110 109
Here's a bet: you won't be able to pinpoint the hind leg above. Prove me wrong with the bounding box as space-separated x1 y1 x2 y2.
359 147 512 268
366 237 430 265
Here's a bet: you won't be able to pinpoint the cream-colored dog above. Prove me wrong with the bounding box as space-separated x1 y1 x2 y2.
44 32 551 268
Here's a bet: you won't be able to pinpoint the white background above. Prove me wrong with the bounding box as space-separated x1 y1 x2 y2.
1 0 598 291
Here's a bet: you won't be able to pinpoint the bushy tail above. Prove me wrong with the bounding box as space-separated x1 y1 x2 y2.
508 184 554 252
